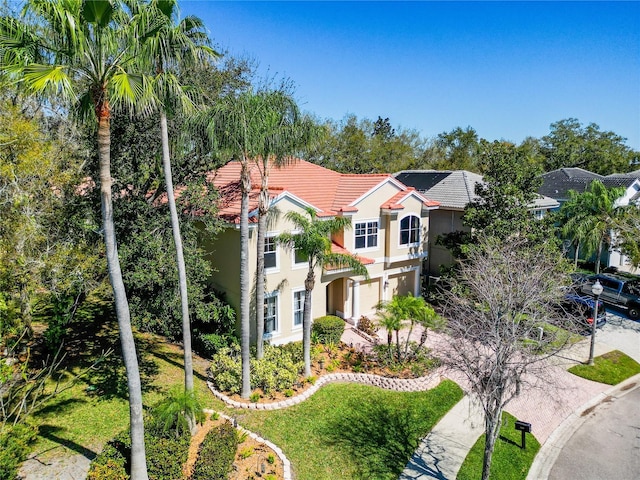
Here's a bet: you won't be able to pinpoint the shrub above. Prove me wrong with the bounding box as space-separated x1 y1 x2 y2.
0 423 37 480
251 344 303 394
145 434 189 480
209 344 242 394
87 427 189 480
312 315 345 345
86 432 129 480
357 315 378 336
191 420 238 480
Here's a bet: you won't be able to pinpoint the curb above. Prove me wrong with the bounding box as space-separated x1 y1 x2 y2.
526 372 640 480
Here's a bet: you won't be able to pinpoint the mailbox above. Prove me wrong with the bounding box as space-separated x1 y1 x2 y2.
514 420 531 433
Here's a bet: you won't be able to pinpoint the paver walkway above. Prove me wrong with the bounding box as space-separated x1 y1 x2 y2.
399 313 640 480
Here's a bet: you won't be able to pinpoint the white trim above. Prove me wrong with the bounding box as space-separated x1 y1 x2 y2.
385 251 428 264
264 232 280 274
353 218 380 252
398 213 421 248
264 290 280 336
291 288 305 330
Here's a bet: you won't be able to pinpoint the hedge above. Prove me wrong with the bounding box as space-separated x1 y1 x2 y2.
312 315 345 345
191 420 238 480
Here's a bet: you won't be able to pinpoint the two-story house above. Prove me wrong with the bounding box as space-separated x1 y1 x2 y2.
203 159 439 345
394 170 559 276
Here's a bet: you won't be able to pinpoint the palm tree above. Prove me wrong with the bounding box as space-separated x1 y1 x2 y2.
199 91 273 398
252 90 322 359
376 293 439 362
559 180 626 273
134 0 217 412
1 1 153 477
278 208 369 376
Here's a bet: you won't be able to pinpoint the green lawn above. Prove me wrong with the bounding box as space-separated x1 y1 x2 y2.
235 379 464 480
457 411 540 480
568 349 640 385
29 324 223 460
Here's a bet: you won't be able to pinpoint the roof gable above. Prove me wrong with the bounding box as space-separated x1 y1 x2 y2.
210 159 438 222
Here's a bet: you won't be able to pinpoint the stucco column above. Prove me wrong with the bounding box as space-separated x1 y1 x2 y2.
414 268 420 297
352 280 360 324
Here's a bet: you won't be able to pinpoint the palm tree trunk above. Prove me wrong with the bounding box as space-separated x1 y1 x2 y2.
255 185 269 360
160 111 196 431
596 238 603 274
240 160 251 399
303 269 315 377
97 107 148 479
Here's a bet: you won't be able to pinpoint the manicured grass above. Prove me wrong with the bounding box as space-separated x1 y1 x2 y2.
457 412 540 480
236 379 464 480
29 325 223 459
568 350 640 385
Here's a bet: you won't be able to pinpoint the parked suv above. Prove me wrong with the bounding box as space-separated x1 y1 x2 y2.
579 273 640 320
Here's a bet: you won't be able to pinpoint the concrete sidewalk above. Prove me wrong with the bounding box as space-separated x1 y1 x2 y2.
398 315 640 480
400 395 484 480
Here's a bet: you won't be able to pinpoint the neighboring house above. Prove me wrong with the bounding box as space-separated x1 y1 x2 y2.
394 170 559 276
205 159 439 345
538 167 640 272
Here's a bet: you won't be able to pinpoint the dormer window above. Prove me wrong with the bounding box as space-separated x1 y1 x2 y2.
355 220 378 249
400 215 420 245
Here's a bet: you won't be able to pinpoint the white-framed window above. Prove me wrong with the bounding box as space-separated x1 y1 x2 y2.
355 220 378 249
399 215 420 245
293 246 308 266
264 293 278 334
265 236 278 270
292 289 305 327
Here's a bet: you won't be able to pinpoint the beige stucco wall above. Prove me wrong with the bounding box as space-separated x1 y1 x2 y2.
427 208 468 276
205 182 436 345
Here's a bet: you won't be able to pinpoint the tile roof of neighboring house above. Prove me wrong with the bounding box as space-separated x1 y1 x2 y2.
394 170 483 210
538 168 603 199
395 169 559 211
539 168 640 200
207 159 438 223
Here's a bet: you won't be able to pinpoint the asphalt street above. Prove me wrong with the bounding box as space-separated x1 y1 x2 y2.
548 385 640 480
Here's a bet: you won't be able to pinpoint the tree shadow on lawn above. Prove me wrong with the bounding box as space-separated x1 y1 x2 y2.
81 333 160 400
321 399 424 480
34 424 98 461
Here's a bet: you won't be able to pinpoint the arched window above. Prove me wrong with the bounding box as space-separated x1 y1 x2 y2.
400 215 420 245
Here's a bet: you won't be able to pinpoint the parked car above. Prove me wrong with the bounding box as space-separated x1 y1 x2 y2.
579 273 640 320
562 294 607 333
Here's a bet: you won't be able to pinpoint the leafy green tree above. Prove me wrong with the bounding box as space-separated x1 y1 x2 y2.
540 118 635 174
0 1 155 476
307 114 425 174
464 140 548 241
428 126 481 172
277 208 369 376
557 180 627 273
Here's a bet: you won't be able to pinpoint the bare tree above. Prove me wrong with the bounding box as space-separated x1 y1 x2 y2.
437 236 577 480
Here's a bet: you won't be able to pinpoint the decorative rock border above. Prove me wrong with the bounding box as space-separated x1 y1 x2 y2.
207 370 444 480
207 371 444 411
203 409 293 480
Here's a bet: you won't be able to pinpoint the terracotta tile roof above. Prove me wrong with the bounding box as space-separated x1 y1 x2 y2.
208 159 438 222
326 242 375 270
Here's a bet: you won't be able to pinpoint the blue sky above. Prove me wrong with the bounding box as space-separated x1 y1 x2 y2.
181 1 640 150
